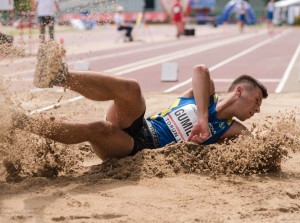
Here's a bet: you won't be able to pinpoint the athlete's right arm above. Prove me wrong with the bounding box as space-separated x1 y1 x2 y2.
185 64 215 144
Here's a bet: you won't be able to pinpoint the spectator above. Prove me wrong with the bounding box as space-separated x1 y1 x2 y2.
236 0 247 33
113 5 133 42
35 0 60 42
266 0 275 34
171 0 184 38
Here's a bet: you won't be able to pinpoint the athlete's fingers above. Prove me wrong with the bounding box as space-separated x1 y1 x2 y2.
190 135 206 144
187 133 194 141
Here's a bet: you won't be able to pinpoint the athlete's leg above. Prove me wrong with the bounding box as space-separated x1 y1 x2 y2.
32 41 145 156
20 116 134 160
34 41 146 129
31 70 144 158
60 71 146 129
29 71 144 158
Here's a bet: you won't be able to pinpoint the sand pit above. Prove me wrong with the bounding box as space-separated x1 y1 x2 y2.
0 86 300 222
1 36 300 222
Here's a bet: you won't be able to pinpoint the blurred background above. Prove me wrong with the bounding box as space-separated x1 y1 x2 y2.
1 0 300 30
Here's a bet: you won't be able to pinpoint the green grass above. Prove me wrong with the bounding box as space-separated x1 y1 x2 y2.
3 26 76 37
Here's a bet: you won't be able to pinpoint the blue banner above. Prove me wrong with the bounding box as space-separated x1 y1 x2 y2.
190 0 215 9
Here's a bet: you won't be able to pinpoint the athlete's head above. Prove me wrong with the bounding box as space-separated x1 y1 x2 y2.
228 75 268 121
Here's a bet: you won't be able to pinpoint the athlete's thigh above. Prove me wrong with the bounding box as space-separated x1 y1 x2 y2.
90 124 134 160
106 90 146 128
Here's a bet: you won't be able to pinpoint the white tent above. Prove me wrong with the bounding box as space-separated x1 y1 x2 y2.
0 0 14 10
275 0 300 8
274 0 300 25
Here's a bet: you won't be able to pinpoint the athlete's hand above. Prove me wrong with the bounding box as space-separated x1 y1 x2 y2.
187 119 210 144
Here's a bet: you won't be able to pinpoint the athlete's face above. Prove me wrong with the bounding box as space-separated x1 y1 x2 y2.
235 86 263 121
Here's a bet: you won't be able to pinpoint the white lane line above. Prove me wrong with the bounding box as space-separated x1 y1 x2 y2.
105 30 267 75
275 43 300 93
27 30 266 94
29 96 83 115
4 31 224 78
68 33 224 64
164 29 290 93
0 29 225 67
30 87 66 93
9 30 264 78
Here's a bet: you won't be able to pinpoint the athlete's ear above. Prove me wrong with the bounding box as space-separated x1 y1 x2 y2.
236 85 243 96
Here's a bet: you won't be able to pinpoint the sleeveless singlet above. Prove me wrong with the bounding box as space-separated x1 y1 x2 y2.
172 2 182 22
146 94 233 147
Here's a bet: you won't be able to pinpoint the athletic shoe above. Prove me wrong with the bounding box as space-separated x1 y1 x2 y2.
34 40 69 88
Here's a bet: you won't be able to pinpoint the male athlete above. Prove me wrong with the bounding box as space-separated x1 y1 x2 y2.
11 41 268 160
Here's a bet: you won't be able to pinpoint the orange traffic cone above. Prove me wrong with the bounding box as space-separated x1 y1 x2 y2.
59 37 64 45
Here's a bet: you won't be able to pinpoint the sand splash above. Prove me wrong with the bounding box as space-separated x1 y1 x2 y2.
1 133 92 183
97 114 299 180
0 43 25 59
1 110 299 182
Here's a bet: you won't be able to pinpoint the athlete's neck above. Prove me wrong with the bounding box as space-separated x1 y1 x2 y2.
215 93 236 120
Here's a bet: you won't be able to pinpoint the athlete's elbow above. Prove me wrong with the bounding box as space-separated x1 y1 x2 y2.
193 64 208 73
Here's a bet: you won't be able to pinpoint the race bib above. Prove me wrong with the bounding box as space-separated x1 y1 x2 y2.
163 104 198 142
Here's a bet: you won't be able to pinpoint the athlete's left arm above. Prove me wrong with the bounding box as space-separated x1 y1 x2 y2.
220 120 250 140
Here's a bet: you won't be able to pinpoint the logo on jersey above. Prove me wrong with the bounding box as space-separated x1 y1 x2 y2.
163 104 197 142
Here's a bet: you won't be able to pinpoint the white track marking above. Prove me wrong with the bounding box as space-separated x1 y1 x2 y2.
3 30 225 78
105 30 267 75
164 30 290 93
12 30 266 92
275 43 300 93
29 96 83 114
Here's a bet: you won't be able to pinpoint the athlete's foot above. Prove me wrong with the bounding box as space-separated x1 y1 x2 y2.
34 40 69 88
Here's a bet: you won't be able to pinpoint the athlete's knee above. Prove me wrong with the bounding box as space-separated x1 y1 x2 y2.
86 121 114 139
123 79 142 100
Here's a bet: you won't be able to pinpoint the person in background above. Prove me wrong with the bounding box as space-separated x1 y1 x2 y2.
34 0 61 42
113 5 134 42
236 0 247 33
171 0 184 38
266 0 275 34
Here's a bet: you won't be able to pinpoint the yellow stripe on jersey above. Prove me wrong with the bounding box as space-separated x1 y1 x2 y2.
213 93 218 102
160 98 181 117
169 98 181 109
160 109 171 117
226 118 233 125
150 98 181 120
149 114 159 120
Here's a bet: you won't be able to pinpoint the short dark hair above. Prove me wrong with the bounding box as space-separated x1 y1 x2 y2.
228 75 268 98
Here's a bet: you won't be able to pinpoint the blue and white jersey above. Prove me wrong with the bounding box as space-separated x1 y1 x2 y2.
146 94 233 147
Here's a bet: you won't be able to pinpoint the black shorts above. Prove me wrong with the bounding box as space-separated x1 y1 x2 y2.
123 112 159 156
38 16 55 26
